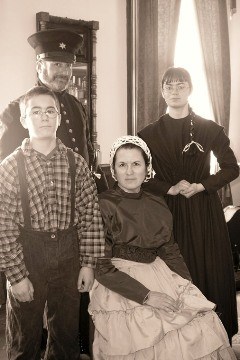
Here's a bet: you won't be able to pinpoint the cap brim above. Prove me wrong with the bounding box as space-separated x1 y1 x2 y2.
37 52 75 63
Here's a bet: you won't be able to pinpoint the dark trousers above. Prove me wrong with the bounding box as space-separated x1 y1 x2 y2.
79 292 90 353
6 227 80 360
79 169 109 356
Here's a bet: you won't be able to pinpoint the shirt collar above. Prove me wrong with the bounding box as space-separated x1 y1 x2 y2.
20 138 68 157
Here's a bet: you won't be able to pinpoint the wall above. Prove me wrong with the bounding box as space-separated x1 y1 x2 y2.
0 0 127 163
229 0 240 205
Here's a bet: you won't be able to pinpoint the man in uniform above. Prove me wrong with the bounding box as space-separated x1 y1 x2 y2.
0 28 94 165
0 28 101 359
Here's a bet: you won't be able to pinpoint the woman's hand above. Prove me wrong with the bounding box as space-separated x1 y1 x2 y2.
180 183 205 198
144 291 179 312
167 180 190 196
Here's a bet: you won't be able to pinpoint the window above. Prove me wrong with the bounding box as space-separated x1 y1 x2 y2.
174 0 216 173
174 0 213 120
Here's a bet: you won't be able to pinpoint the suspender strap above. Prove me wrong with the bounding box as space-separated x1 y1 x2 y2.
16 149 76 229
16 150 32 228
66 149 76 227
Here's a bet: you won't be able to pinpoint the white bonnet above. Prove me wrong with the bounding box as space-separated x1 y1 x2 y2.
109 135 152 181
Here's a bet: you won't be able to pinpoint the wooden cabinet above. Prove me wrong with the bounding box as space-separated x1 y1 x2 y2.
36 11 100 166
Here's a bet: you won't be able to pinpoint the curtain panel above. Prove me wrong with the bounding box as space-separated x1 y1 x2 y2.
195 0 233 207
127 0 181 133
195 0 231 134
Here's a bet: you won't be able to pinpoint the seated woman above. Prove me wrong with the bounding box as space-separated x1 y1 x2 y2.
89 135 236 360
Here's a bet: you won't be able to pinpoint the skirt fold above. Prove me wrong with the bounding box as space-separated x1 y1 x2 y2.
89 257 235 360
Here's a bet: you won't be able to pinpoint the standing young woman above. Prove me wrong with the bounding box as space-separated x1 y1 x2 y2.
138 67 239 340
89 135 236 359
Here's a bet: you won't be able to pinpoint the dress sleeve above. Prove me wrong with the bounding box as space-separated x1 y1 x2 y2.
201 128 239 192
142 177 172 196
138 130 172 196
95 203 150 304
158 233 192 281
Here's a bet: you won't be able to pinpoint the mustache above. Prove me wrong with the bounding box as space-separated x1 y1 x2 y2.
53 75 69 81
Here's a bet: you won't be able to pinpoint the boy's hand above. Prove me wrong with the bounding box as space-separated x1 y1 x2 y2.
11 277 34 302
77 267 94 292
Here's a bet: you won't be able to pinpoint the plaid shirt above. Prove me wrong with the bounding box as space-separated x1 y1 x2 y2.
0 138 105 285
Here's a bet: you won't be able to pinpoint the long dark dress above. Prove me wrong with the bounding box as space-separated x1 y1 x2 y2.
139 113 239 339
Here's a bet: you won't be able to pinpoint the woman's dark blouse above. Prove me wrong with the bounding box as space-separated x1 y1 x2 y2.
138 114 239 195
95 186 191 304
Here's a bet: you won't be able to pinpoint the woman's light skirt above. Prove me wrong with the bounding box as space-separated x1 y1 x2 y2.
89 257 236 360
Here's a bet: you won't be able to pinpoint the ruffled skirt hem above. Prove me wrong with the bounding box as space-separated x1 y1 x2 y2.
92 330 236 360
89 257 235 359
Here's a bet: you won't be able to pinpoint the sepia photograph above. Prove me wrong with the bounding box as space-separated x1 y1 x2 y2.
0 0 240 359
